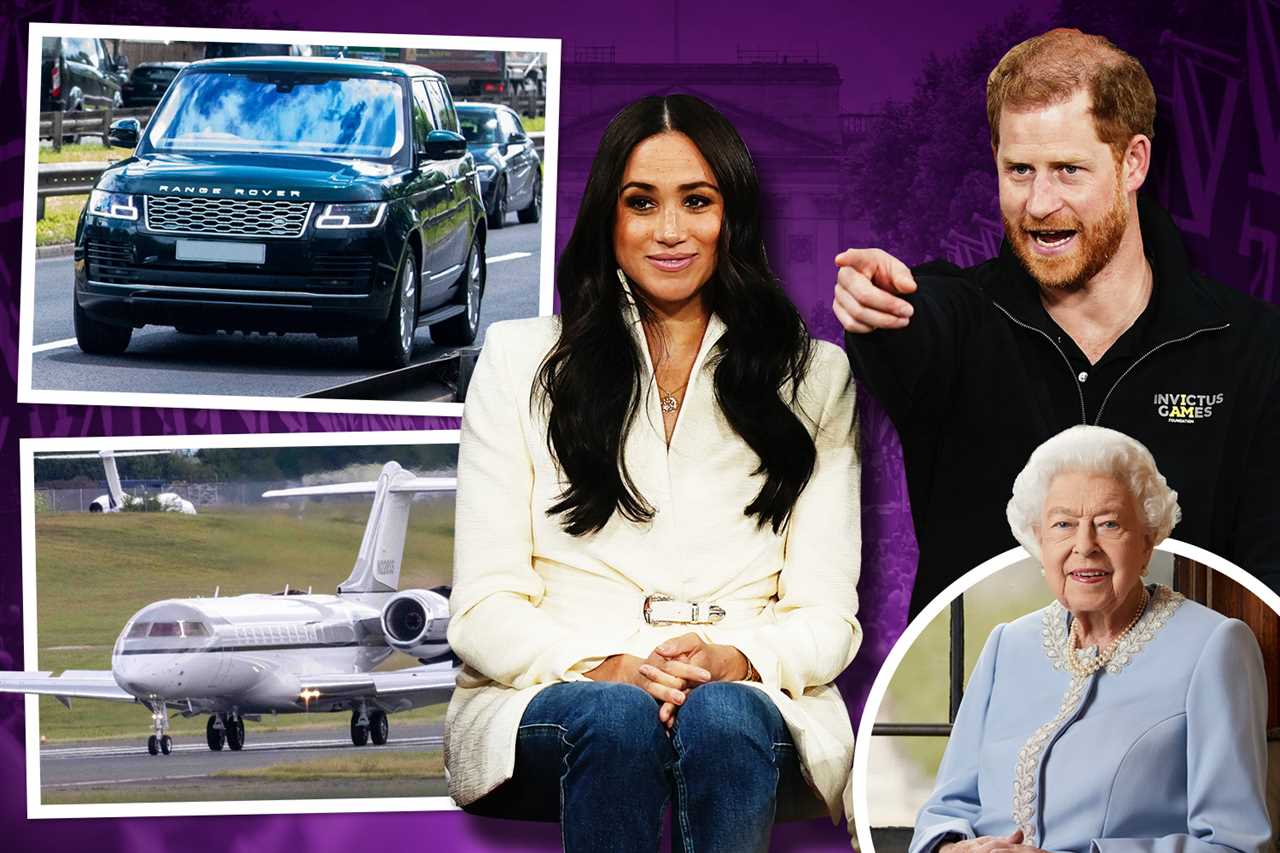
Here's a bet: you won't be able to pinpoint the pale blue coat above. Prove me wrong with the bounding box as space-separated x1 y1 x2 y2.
910 585 1271 853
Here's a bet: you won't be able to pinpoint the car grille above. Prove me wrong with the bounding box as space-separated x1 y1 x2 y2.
144 196 312 239
85 240 138 284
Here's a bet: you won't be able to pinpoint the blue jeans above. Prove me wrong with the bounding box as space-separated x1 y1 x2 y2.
464 680 815 852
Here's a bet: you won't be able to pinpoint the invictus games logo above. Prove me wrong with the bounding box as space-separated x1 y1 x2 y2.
1154 392 1224 423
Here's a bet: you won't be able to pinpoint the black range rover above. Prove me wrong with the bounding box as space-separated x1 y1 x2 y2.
75 57 487 367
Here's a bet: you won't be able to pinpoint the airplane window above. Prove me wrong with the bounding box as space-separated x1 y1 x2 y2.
148 622 181 637
127 622 149 638
180 621 210 637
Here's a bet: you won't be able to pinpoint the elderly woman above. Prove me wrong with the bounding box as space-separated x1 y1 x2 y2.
444 94 860 852
910 425 1271 853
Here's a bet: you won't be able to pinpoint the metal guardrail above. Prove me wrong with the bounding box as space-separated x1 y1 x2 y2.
35 161 112 219
39 108 153 150
34 133 545 221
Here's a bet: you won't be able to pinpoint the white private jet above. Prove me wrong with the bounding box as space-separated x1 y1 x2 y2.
1 461 457 757
37 449 197 515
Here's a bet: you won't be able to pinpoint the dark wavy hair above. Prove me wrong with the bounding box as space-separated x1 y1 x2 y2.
536 94 816 536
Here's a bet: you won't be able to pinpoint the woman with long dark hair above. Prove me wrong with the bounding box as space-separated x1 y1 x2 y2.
444 94 860 852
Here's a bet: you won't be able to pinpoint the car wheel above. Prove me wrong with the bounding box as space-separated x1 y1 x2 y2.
486 176 508 229
358 251 417 368
74 298 132 355
430 235 485 346
517 172 541 224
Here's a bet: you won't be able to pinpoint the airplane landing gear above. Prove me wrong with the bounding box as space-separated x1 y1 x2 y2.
351 707 389 746
350 709 369 746
206 715 226 751
226 715 246 751
146 703 172 756
370 710 389 746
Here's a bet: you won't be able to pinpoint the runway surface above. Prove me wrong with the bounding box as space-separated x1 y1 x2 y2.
28 222 542 400
40 721 444 790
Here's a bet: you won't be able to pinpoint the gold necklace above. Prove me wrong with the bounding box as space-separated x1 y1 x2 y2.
1064 586 1149 678
657 379 689 414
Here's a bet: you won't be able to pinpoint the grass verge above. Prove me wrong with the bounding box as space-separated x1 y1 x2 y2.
38 142 128 164
214 750 444 781
35 195 84 247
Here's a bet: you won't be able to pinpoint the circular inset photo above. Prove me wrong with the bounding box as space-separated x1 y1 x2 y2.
853 541 1280 853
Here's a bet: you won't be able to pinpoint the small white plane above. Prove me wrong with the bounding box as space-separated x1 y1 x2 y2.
1 461 457 756
37 449 197 515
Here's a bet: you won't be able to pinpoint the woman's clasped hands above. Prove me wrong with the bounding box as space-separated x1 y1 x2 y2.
585 632 752 728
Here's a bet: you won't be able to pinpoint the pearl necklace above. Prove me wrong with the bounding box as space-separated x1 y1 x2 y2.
1064 586 1149 678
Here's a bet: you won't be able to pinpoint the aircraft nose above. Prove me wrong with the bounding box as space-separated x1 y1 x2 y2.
113 652 193 698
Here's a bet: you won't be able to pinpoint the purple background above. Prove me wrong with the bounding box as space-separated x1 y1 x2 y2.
1 0 1274 848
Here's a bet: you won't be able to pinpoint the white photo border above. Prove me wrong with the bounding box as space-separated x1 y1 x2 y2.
18 21 561 418
19 429 462 819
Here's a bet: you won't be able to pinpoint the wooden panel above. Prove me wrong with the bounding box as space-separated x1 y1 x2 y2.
1181 558 1280 730
1271 743 1280 846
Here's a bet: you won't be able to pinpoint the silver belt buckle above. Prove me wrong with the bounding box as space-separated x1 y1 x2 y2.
643 593 726 626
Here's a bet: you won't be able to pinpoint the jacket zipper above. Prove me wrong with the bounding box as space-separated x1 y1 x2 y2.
994 301 1231 427
1092 324 1230 424
991 302 1087 424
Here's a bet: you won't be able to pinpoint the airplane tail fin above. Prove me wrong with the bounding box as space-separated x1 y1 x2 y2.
36 449 180 511
262 462 456 593
99 451 126 509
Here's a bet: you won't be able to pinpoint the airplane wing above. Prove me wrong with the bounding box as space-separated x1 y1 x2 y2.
298 664 457 712
0 670 136 706
263 477 456 498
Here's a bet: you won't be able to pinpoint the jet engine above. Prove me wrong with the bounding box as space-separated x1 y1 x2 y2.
380 588 451 663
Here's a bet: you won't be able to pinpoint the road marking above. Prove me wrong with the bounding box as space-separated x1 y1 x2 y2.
486 251 532 264
47 773 211 788
32 337 79 353
34 251 533 356
43 734 443 759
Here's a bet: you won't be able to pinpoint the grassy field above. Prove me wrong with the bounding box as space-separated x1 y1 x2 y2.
38 142 128 164
35 195 85 247
215 750 444 781
31 502 455 743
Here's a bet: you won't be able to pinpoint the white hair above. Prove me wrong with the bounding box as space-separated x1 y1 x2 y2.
1006 425 1181 559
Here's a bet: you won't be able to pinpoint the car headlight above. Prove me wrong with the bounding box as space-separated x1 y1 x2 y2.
314 202 387 230
475 164 497 179
87 189 138 221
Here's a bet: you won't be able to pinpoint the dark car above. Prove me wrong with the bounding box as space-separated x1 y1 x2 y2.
121 62 188 108
40 36 127 113
74 57 487 368
455 103 541 229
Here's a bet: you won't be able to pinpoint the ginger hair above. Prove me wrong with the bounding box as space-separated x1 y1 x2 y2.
987 28 1156 159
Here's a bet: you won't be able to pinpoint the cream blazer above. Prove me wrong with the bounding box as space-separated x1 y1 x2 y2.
444 310 862 819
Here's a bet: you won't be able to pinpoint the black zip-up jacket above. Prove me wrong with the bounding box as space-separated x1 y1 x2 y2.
846 196 1280 617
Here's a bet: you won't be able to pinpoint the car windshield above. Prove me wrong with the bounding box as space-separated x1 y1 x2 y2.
146 70 405 159
457 110 499 145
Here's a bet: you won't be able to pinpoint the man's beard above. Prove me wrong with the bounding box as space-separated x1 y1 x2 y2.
1004 179 1129 290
